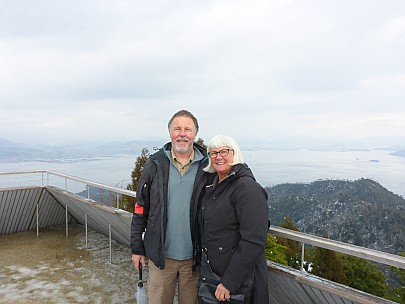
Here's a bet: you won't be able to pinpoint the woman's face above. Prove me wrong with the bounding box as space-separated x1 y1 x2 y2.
208 146 234 176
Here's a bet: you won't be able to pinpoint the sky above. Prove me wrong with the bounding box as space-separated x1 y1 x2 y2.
1 0 405 148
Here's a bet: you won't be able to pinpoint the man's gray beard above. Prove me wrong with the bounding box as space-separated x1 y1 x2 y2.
173 143 192 154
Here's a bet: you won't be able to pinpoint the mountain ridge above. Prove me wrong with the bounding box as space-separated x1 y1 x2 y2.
266 178 405 255
0 138 163 162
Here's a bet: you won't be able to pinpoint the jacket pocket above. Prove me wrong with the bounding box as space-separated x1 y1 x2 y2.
207 243 237 276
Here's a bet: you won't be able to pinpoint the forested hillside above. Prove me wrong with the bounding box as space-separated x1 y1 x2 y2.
266 178 405 254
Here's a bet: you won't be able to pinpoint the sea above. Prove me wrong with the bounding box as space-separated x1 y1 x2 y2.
0 148 405 197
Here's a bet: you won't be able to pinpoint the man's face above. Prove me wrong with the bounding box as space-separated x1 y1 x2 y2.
169 116 197 155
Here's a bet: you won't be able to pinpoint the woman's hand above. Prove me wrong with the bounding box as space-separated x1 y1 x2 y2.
215 283 231 302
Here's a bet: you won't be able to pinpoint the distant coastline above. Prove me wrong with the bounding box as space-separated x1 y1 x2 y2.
2 137 405 162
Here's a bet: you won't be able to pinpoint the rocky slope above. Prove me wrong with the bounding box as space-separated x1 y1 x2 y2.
266 178 405 255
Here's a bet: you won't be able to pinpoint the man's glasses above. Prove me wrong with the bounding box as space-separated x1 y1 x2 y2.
208 148 234 158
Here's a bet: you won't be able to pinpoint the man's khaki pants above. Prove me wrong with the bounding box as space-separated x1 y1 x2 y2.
148 258 199 304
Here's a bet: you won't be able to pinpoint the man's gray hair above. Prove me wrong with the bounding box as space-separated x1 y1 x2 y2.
168 110 199 134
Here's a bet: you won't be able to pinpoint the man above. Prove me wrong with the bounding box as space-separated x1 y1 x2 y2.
130 110 207 304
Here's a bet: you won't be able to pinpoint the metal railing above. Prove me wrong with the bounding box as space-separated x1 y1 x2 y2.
270 226 405 270
0 170 136 208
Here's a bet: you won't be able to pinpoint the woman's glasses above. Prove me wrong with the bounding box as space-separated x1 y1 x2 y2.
208 148 234 158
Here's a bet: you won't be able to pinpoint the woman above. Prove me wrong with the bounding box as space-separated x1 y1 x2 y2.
196 134 269 303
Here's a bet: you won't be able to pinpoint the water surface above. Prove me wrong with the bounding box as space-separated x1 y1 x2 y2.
1 149 404 196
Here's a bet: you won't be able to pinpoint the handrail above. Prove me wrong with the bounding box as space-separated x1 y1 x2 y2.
270 226 405 269
46 170 136 197
0 170 136 198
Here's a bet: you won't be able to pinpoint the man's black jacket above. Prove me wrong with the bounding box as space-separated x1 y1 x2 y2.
130 142 208 270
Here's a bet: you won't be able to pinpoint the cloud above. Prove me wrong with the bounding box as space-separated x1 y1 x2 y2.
0 0 405 146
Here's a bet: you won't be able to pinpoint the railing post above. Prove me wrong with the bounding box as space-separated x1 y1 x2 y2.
41 172 44 186
116 193 119 209
87 185 90 199
65 205 69 237
65 178 67 191
36 203 39 237
301 242 305 272
109 224 112 264
85 213 88 249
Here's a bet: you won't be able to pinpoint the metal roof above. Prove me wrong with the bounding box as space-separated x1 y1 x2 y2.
0 186 68 234
47 187 132 246
267 262 395 304
0 185 399 304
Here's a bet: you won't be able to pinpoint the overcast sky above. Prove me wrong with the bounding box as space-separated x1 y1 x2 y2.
1 0 405 148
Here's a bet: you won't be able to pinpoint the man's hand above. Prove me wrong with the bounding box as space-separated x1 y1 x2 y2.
132 254 146 271
215 283 231 302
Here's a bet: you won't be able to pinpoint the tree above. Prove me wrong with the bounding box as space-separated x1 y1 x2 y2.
265 233 288 265
196 137 207 150
121 148 150 212
311 233 347 284
277 215 302 269
339 254 387 297
130 148 150 190
387 252 405 302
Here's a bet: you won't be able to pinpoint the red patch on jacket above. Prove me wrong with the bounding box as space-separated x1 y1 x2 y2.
134 203 144 214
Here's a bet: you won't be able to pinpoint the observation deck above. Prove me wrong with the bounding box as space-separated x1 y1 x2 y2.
1 170 404 303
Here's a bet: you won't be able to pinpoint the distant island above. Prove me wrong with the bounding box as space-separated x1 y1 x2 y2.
390 149 405 158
